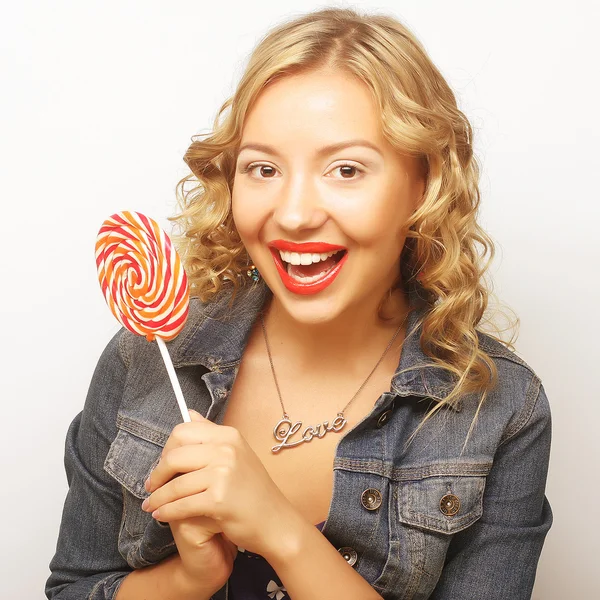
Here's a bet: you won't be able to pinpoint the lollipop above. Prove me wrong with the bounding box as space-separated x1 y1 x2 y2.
96 211 192 422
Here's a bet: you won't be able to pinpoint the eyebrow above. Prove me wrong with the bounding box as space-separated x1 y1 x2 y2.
237 139 383 159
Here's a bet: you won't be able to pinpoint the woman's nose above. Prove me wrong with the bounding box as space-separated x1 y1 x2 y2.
272 175 327 232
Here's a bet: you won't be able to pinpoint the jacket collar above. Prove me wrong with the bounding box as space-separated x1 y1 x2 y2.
168 279 460 409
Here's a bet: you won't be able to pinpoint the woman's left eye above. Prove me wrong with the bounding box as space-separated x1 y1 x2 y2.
329 163 364 180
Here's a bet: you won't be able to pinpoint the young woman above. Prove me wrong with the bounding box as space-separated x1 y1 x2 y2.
46 7 552 600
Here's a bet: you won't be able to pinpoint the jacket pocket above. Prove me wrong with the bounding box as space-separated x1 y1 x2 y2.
104 422 176 568
397 472 486 534
373 464 491 600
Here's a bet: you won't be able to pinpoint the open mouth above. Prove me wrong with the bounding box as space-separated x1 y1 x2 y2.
279 248 346 282
269 247 348 294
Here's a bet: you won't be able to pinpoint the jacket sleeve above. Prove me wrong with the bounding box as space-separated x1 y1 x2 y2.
430 377 553 599
45 329 133 600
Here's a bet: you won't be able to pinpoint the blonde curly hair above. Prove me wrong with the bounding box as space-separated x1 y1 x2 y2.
170 6 519 422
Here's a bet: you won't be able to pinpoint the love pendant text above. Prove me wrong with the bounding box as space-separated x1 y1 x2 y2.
271 414 347 452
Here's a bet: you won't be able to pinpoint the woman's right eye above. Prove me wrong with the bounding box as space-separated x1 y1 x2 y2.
241 163 278 178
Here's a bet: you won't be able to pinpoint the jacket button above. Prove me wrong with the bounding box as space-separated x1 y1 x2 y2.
440 494 460 516
337 546 358 566
361 488 382 510
376 409 393 428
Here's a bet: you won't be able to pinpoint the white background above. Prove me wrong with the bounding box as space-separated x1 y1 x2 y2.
2 1 598 598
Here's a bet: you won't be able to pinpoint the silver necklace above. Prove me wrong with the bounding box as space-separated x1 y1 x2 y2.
260 311 406 453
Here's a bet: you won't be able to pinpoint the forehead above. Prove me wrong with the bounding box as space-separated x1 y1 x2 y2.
240 69 384 147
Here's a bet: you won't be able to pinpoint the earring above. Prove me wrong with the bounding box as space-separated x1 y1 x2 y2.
246 264 261 282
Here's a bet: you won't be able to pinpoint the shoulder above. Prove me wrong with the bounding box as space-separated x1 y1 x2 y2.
93 327 130 374
476 330 543 393
77 328 132 446
476 330 540 379
476 330 551 442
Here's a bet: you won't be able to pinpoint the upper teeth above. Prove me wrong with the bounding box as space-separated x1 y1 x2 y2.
279 250 341 265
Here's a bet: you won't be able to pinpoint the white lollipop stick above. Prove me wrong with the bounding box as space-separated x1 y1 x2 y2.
156 337 191 423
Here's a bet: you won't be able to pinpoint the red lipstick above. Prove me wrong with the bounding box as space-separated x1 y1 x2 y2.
268 239 346 253
269 245 348 296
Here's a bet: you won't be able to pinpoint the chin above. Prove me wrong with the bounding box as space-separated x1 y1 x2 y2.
271 287 353 324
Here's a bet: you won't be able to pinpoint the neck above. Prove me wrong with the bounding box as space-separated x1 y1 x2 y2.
259 288 411 376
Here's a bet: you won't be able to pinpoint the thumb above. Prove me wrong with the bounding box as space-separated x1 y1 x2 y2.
187 408 206 422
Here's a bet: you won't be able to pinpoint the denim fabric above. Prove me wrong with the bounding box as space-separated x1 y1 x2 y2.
46 280 552 600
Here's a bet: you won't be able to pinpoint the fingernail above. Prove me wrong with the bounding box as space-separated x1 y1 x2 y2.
144 477 150 492
141 498 149 511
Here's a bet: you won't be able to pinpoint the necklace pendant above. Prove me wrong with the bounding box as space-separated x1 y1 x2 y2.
271 414 347 453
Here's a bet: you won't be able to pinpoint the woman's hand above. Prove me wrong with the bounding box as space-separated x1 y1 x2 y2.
145 412 238 594
143 409 296 559
169 513 238 595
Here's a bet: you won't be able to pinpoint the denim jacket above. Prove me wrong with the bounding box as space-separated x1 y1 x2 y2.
46 280 552 600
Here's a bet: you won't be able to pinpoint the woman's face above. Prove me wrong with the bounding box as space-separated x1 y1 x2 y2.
231 68 425 325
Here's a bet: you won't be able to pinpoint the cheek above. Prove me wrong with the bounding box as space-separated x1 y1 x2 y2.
341 197 407 248
231 190 260 240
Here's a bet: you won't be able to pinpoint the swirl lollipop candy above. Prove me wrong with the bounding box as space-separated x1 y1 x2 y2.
96 211 192 421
